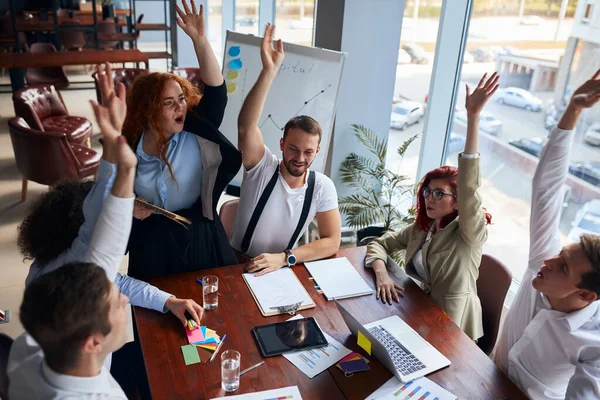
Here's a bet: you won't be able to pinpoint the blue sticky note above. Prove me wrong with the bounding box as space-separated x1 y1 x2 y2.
228 46 241 57
229 58 243 70
201 326 207 337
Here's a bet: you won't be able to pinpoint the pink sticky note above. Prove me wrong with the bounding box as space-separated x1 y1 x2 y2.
186 326 205 344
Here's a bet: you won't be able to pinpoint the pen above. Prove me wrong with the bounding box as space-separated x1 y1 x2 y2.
209 334 226 362
240 360 265 377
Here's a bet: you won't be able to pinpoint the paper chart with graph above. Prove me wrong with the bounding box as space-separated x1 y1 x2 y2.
365 376 456 400
243 268 315 315
282 314 351 379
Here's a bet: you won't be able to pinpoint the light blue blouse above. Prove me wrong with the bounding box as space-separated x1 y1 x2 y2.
135 130 203 211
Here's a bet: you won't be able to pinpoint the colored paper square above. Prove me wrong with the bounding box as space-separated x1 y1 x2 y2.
201 326 207 337
357 330 372 355
186 326 205 344
199 344 217 351
181 345 201 365
197 338 217 345
196 346 213 361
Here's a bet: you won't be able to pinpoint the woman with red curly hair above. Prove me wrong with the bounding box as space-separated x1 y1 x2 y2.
123 0 241 279
365 73 498 341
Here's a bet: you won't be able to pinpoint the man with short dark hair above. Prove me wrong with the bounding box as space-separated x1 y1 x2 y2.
494 70 600 399
231 24 341 275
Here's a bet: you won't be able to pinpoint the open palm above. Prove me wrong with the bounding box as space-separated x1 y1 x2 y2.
96 63 126 131
175 0 205 39
571 69 600 109
261 23 284 71
465 72 500 115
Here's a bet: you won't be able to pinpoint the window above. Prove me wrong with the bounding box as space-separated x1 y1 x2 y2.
275 0 315 46
439 0 599 306
208 0 223 62
235 0 259 35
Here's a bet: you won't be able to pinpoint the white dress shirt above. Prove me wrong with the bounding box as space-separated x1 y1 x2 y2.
8 194 133 399
494 126 600 400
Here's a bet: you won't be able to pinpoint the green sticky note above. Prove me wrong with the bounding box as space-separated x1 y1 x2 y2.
181 344 201 365
357 330 372 355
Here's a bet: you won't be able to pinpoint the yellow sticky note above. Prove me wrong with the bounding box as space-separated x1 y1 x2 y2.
357 330 372 355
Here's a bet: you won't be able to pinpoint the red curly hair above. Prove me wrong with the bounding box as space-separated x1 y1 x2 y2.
414 166 492 231
122 72 201 182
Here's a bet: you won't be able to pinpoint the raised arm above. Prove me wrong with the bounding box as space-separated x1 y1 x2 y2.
175 0 223 87
238 24 284 170
457 72 498 246
528 70 600 272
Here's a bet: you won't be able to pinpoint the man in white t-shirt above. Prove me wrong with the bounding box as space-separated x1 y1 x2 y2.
230 23 341 276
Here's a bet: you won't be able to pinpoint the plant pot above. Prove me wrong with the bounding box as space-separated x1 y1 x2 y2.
102 5 115 20
356 226 388 246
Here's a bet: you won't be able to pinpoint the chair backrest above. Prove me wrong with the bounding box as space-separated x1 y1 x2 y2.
8 117 82 185
13 84 67 131
476 254 512 355
60 20 87 49
172 67 205 94
135 13 144 39
25 43 69 89
91 68 149 104
219 199 239 240
0 333 13 400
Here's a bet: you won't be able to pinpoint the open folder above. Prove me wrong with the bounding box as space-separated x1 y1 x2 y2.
304 257 374 300
243 268 315 316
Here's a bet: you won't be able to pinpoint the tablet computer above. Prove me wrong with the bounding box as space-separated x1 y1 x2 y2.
252 317 328 357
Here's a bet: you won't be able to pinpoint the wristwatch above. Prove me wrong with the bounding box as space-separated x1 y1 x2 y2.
284 250 297 267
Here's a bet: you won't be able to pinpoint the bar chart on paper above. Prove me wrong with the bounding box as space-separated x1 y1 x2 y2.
210 385 302 400
366 377 456 400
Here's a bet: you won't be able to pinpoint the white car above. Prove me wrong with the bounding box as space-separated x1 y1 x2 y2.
495 87 543 112
520 16 543 25
454 111 502 135
398 49 412 64
584 122 600 146
390 102 425 130
568 200 600 243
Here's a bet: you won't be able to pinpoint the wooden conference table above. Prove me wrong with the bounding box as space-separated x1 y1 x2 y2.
0 49 149 92
134 247 527 399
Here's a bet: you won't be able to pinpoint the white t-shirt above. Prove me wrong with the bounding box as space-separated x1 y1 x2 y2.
230 146 338 257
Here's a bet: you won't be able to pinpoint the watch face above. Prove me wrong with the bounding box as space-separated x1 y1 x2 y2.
288 254 297 265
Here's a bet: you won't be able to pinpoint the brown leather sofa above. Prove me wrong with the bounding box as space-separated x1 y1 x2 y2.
12 84 92 146
8 118 100 201
92 67 149 104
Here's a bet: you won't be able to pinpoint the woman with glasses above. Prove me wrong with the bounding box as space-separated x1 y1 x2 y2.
365 73 498 341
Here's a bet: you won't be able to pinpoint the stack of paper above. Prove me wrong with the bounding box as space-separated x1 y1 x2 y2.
210 385 302 399
365 376 457 400
181 325 222 365
304 257 374 300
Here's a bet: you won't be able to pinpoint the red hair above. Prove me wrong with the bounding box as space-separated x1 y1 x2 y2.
414 166 492 231
122 72 201 182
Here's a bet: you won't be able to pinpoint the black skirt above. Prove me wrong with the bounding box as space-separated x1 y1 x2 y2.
127 202 239 280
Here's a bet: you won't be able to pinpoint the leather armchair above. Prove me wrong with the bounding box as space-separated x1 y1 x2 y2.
91 68 149 104
172 67 205 94
12 84 92 146
8 118 100 201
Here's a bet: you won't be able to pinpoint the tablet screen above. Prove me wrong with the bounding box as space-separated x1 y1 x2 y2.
253 317 328 357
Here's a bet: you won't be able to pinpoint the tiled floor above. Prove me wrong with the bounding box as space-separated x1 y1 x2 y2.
0 61 235 342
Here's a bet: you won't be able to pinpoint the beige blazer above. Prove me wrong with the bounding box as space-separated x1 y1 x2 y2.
366 156 486 340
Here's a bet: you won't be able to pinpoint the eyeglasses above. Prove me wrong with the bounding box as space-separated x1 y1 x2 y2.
422 186 456 201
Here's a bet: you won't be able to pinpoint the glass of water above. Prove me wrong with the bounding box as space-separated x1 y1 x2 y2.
221 350 240 392
202 275 219 310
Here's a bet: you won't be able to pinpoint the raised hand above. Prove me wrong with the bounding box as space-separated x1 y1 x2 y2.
95 63 126 132
571 69 600 109
260 23 284 72
175 0 205 40
465 72 500 115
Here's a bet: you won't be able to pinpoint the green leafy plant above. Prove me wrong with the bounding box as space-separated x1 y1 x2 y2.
339 124 418 261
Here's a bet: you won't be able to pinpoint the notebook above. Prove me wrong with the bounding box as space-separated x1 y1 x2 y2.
304 257 374 300
243 268 315 316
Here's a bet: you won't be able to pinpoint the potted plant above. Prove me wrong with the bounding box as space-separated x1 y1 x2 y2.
338 124 418 263
101 0 115 20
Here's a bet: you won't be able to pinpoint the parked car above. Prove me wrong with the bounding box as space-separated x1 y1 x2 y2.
447 132 466 154
495 87 543 112
236 16 256 27
520 16 544 25
508 137 545 157
463 51 474 63
584 122 600 146
454 111 502 135
471 47 495 62
569 162 600 187
568 199 600 242
390 101 425 130
288 18 313 30
402 43 429 64
397 48 412 64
